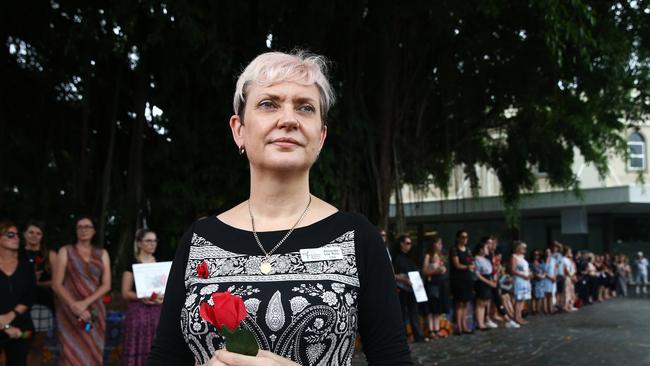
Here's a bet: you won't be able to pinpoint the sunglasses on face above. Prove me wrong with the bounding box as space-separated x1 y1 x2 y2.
2 232 19 239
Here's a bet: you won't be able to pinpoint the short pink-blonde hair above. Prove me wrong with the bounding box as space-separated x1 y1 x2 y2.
233 50 335 124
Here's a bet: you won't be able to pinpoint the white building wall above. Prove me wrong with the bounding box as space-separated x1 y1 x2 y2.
394 124 650 205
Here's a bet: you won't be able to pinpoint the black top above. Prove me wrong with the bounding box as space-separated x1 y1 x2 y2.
147 211 412 365
449 245 473 281
25 249 54 310
0 255 36 342
393 251 418 292
124 257 141 294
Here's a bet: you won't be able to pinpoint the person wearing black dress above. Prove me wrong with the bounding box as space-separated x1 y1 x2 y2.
22 221 55 366
393 235 426 342
147 50 412 366
0 221 36 366
422 236 451 338
449 229 475 335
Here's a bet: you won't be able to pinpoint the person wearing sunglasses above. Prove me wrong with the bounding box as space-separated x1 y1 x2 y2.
0 221 36 366
449 230 475 335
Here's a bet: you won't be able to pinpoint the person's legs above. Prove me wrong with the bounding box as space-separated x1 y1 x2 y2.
454 302 463 334
514 301 523 324
501 293 515 319
643 273 648 294
427 312 435 336
407 294 424 340
475 299 485 329
433 313 440 333
461 302 470 333
27 331 46 366
398 291 412 339
5 339 31 366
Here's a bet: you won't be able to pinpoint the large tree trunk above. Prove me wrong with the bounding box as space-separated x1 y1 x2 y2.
77 69 92 212
374 4 399 229
114 70 147 273
97 69 121 247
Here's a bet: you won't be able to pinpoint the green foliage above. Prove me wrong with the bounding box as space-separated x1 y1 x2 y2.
1 0 648 268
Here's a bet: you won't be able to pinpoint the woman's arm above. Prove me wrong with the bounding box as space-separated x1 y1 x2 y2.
356 220 412 365
81 250 111 306
510 256 522 277
121 271 139 302
51 247 77 310
0 261 37 327
147 226 195 366
451 256 465 270
475 271 493 286
421 254 434 276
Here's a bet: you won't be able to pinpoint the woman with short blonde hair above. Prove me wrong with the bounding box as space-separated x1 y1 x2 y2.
148 50 412 366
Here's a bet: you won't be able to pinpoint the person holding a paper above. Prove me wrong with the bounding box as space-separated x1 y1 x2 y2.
121 229 164 366
393 235 426 343
147 50 412 366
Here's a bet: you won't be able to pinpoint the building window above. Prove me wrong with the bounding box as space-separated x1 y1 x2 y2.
627 132 646 171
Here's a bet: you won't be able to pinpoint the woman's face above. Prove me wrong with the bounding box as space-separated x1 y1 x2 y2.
480 244 489 256
24 225 43 246
230 81 327 173
434 239 443 252
457 232 468 246
138 232 158 255
75 218 95 242
518 244 527 255
0 226 20 251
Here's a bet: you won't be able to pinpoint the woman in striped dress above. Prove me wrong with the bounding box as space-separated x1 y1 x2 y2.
52 217 111 366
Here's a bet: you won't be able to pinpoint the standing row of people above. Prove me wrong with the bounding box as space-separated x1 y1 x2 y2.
390 229 644 342
0 218 164 366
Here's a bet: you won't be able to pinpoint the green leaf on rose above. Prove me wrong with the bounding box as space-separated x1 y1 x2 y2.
221 326 259 356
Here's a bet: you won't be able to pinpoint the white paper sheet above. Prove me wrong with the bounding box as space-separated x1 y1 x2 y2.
408 271 429 303
132 261 173 298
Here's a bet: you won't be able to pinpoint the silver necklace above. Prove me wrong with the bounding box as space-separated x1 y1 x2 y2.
249 195 312 275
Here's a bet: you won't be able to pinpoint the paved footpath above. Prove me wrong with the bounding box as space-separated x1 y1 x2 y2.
353 297 650 366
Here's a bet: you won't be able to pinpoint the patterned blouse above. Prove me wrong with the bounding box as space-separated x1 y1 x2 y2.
148 212 412 365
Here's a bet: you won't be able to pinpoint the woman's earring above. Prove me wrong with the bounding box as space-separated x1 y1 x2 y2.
239 145 246 155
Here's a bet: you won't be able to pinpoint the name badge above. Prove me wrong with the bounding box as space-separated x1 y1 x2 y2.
300 247 344 262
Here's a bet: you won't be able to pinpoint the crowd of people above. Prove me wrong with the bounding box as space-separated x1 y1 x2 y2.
387 229 649 341
0 219 163 366
1 215 648 364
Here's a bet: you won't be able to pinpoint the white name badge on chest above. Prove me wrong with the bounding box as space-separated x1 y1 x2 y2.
300 247 344 262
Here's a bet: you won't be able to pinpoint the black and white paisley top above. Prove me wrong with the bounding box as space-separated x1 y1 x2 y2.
147 211 411 365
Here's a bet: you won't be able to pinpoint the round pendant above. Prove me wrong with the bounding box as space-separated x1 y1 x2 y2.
260 261 272 275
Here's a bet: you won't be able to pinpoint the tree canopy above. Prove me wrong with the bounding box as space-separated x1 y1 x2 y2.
2 0 649 270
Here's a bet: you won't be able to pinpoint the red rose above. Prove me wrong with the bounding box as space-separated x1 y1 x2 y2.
34 255 44 265
149 291 158 301
199 291 247 332
103 294 111 304
197 261 209 279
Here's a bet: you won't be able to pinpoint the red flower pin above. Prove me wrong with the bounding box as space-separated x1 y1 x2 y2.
34 255 44 265
149 291 158 301
103 294 112 304
199 291 258 356
197 261 209 279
